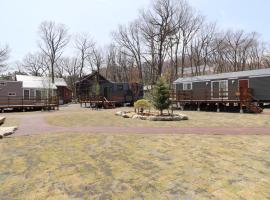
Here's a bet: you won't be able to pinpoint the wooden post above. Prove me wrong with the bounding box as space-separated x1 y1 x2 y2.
240 103 244 113
197 103 201 112
22 97 25 112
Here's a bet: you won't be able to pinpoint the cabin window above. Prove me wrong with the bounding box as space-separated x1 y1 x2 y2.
24 89 30 100
117 85 124 91
183 83 192 91
219 80 228 97
0 82 6 86
8 92 16 96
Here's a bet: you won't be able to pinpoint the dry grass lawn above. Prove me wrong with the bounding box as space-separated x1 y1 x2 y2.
1 117 20 127
1 133 270 199
45 107 270 128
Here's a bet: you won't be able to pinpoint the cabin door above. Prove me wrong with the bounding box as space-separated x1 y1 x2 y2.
239 79 249 100
104 87 108 99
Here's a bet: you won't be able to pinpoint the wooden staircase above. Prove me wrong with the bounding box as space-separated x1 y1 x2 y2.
103 97 116 109
239 89 263 114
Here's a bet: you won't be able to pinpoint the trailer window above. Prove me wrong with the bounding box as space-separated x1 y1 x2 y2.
117 85 124 91
183 83 192 91
8 92 16 96
219 80 228 98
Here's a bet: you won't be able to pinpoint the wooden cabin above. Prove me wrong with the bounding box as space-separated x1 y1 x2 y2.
76 71 143 107
173 68 270 113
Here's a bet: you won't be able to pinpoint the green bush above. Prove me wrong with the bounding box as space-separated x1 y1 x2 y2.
134 99 151 113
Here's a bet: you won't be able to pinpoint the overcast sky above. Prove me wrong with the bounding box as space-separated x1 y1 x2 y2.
1 0 269 64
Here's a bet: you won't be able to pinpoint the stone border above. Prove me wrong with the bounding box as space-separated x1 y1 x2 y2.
115 111 189 121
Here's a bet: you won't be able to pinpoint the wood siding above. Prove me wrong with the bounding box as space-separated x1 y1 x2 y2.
250 77 270 100
0 81 23 97
175 76 270 102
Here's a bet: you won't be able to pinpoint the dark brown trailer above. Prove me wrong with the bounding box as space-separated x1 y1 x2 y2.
173 68 270 113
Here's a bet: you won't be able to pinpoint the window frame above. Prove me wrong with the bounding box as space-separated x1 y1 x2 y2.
211 80 229 99
8 92 16 97
0 82 7 86
182 82 193 91
117 84 124 91
23 89 30 100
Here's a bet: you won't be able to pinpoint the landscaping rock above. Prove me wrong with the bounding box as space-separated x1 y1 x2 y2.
122 114 130 118
0 127 17 139
0 117 6 125
148 115 182 121
179 114 189 120
132 115 147 120
115 111 125 117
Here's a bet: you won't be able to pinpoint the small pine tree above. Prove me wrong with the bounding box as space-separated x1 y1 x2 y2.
150 77 171 116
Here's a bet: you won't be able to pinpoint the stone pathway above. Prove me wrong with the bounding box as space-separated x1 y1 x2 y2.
11 113 270 136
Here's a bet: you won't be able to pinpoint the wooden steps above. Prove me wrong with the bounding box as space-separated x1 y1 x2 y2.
103 97 116 109
244 102 263 113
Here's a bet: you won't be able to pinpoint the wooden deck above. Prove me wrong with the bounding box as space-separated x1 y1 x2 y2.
0 96 59 112
80 96 116 109
170 89 264 113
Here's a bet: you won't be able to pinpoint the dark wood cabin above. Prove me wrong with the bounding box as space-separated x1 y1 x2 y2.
76 71 143 107
173 68 270 113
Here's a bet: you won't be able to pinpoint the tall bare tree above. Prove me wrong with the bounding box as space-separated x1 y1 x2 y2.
61 57 80 96
21 52 49 76
74 33 94 78
38 21 69 83
88 45 104 76
113 20 143 83
141 0 177 79
0 45 10 73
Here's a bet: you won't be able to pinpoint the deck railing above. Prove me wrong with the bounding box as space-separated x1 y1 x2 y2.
0 96 59 108
171 90 229 101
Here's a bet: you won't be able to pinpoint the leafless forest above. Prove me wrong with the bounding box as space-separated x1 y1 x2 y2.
1 0 270 92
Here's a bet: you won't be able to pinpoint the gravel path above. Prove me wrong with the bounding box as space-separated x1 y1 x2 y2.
11 112 270 136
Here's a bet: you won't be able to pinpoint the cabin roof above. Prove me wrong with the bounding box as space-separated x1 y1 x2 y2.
76 71 113 84
16 75 67 89
174 68 270 84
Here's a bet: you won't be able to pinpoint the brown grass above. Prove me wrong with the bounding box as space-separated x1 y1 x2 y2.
1 117 20 127
45 107 270 128
1 133 270 199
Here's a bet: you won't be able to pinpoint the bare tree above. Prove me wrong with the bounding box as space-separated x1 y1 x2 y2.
141 0 177 79
61 57 80 96
88 45 104 77
20 52 49 76
38 21 70 83
0 45 10 73
74 33 94 78
113 20 143 83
